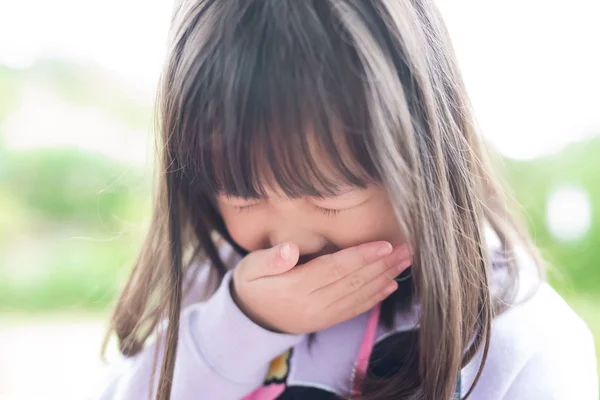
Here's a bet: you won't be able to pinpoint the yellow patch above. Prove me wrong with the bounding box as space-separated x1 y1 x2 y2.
265 349 291 381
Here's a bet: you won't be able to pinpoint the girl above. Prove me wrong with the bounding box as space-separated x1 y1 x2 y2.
97 0 598 399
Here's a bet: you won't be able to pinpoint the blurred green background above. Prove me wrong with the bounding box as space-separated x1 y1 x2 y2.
0 59 598 398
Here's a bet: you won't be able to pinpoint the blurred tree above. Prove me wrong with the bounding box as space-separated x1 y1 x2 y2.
3 149 147 226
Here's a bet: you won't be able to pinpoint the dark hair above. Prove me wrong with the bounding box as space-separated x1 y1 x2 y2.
103 1 542 399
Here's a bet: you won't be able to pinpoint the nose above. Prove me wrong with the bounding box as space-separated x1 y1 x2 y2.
264 196 335 263
269 231 332 263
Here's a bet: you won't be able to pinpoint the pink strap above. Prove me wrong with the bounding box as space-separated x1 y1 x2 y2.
351 303 381 394
241 384 285 400
244 303 382 400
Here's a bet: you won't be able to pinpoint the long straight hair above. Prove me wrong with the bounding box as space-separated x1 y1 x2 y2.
102 1 541 399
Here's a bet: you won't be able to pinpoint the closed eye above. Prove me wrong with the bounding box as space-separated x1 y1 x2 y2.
234 204 341 217
313 205 342 217
233 204 259 213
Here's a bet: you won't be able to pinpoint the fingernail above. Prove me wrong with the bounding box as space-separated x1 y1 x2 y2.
376 242 393 257
280 243 291 261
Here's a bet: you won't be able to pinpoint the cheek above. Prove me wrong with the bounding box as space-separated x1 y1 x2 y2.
326 198 405 248
219 210 266 251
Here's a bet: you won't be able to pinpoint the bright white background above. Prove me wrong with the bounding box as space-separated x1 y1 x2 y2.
1 0 599 161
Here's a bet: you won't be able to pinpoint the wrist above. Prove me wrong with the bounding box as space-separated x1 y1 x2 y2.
229 278 286 334
192 270 304 385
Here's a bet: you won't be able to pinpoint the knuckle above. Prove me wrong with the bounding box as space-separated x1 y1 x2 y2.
349 275 364 291
354 245 369 266
328 257 346 281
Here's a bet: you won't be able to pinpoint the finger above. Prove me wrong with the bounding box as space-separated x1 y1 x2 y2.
294 241 394 290
239 242 299 281
311 245 411 302
321 268 402 326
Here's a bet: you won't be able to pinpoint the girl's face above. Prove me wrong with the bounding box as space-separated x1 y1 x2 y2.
216 184 405 263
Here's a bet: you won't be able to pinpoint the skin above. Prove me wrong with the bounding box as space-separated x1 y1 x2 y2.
216 184 405 260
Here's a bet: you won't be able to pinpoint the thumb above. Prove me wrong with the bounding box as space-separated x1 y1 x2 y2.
241 242 299 281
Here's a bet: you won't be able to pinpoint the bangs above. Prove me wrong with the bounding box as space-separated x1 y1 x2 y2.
208 117 379 199
168 0 382 199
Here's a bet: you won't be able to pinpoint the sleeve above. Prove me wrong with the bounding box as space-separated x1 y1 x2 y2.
502 321 598 400
94 271 305 400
